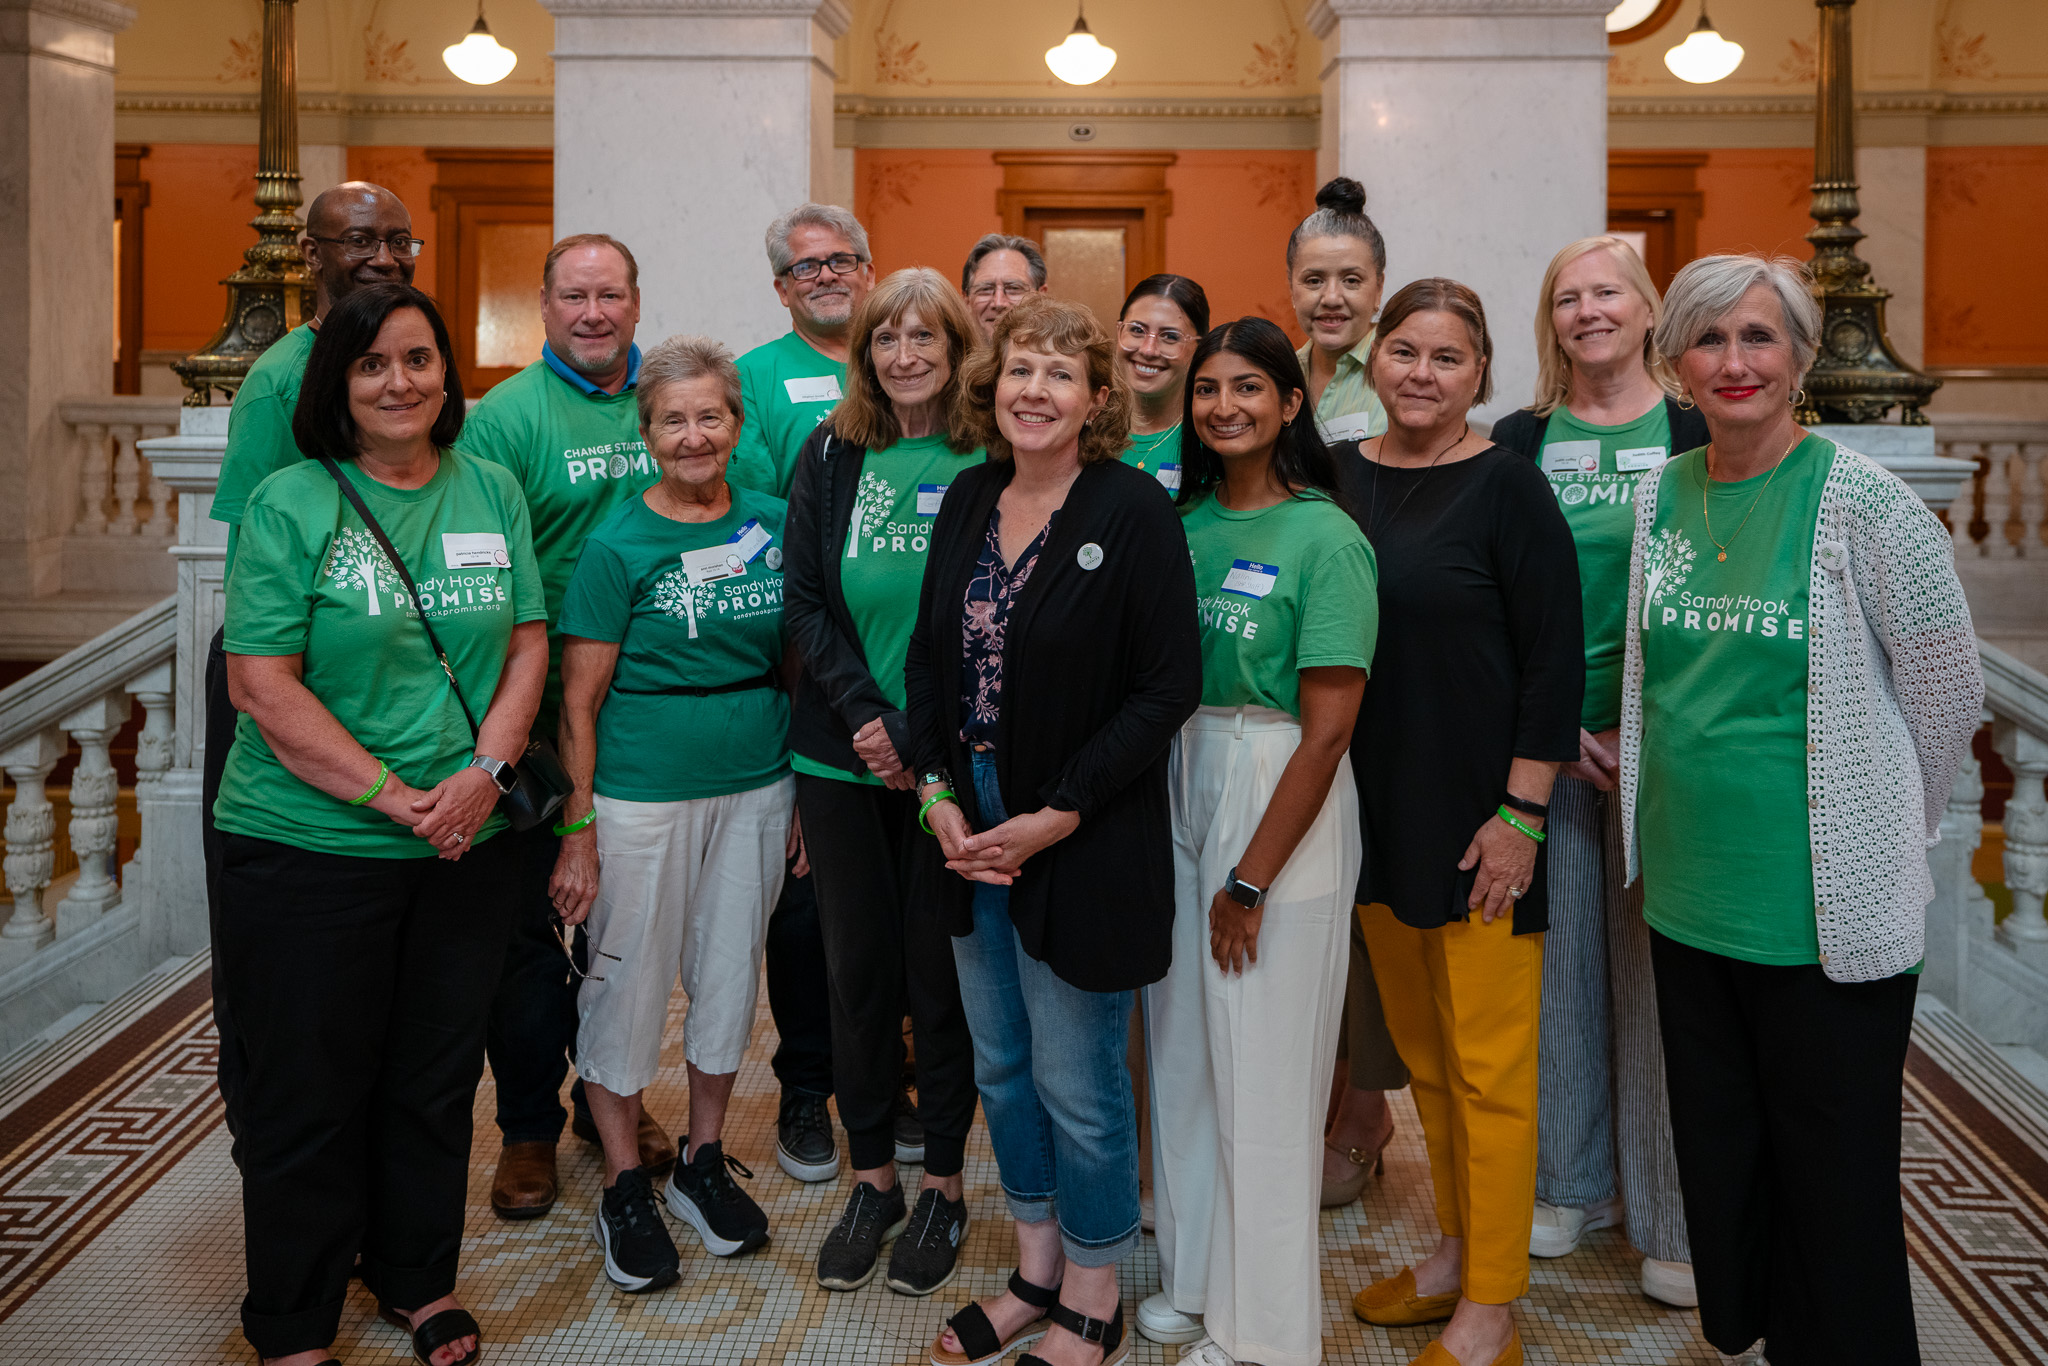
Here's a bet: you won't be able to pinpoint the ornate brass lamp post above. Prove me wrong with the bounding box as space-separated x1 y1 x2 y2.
1798 0 1939 425
171 0 313 406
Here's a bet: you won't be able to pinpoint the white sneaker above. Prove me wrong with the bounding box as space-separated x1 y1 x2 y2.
1141 1193 1155 1233
1529 1196 1620 1257
1641 1257 1699 1307
1136 1292 1206 1346
1179 1337 1238 1366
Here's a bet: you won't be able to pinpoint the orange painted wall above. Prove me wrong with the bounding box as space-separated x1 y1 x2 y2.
140 143 261 353
1694 148 1817 261
1927 146 2048 368
347 146 439 299
857 150 1005 282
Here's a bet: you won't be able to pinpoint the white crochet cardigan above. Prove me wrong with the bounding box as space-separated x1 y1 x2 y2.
1619 440 1984 982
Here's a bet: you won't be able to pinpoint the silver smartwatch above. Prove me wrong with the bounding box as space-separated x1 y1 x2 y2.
1222 865 1267 909
467 754 516 794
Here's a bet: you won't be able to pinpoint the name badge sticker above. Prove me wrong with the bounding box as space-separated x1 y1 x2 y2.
681 544 748 587
1317 412 1380 443
727 518 772 562
443 532 510 569
1156 463 1182 491
1541 440 1602 476
1221 559 1279 600
1616 445 1669 472
916 483 948 516
784 375 843 405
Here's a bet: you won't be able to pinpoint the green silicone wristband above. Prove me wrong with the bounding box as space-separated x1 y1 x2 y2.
918 789 957 835
349 761 389 807
553 810 596 837
1497 804 1546 843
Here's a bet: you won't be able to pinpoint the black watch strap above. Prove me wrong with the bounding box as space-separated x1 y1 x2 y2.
1223 865 1266 909
1502 791 1550 818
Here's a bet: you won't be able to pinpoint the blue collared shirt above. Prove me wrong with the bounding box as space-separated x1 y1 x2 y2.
541 340 642 396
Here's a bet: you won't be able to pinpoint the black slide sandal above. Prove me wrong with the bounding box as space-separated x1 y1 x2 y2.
379 1304 483 1365
1018 1299 1127 1366
931 1270 1061 1366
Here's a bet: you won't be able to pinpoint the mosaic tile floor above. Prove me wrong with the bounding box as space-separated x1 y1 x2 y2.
0 955 2032 1364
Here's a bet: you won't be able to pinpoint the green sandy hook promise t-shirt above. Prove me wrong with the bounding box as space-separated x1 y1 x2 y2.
792 433 984 786
557 488 791 803
216 450 548 858
1123 425 1186 493
1638 433 1835 965
212 322 319 574
731 331 847 499
1539 402 1674 731
1181 488 1379 718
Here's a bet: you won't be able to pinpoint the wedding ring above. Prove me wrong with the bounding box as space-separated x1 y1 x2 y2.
1507 884 1523 899
454 833 466 844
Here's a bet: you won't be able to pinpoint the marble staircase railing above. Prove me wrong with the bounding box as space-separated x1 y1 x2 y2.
58 396 182 540
1938 418 2048 559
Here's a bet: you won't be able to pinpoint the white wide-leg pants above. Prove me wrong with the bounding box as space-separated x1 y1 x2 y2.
1145 705 1359 1366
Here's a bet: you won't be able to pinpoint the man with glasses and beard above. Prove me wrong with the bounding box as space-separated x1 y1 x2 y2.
206 181 423 1153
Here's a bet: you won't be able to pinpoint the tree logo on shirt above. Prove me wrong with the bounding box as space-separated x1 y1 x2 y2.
845 471 893 559
324 527 401 617
1640 528 1697 627
653 567 720 640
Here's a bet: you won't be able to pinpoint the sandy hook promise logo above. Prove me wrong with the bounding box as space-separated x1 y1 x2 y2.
653 568 721 640
1640 527 1696 628
324 528 400 616
845 472 892 558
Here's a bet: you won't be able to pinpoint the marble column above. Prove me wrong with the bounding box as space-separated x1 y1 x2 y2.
543 0 850 354
1308 0 1610 425
1854 145 1925 370
0 0 135 597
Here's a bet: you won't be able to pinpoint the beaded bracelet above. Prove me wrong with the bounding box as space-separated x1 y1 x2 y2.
349 760 390 806
553 810 596 837
918 788 957 835
1497 804 1546 843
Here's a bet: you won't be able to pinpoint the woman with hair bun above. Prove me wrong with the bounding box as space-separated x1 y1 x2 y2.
1289 177 1389 446
1116 273 1210 492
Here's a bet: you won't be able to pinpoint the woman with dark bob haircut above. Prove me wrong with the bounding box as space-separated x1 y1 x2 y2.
215 282 549 1366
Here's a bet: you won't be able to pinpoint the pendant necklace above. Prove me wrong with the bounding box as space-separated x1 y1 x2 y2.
1367 423 1469 543
1701 434 1798 562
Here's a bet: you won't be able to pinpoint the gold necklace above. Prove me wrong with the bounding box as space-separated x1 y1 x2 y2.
1701 435 1798 562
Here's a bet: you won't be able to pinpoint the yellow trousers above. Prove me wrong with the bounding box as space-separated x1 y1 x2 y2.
1359 902 1542 1304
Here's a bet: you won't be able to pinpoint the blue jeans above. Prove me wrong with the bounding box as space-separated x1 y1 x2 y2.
951 749 1141 1268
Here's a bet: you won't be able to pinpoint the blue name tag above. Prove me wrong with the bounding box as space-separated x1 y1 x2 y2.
727 518 771 562
1220 559 1279 599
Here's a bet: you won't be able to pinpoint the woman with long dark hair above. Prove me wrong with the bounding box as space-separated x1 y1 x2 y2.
1116 273 1210 489
1141 318 1376 1366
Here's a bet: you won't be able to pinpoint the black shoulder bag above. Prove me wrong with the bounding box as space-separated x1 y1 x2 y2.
317 455 570 831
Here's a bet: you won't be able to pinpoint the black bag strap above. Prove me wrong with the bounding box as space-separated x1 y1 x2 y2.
316 455 482 740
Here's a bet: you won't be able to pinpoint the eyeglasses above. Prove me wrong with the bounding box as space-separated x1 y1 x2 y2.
1121 320 1190 350
784 252 865 281
309 231 426 259
969 281 1034 303
551 916 620 982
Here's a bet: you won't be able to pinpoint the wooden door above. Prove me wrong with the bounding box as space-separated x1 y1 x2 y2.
1607 151 1705 290
427 149 553 394
996 152 1173 325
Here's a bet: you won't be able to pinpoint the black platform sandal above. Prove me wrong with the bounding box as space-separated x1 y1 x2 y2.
379 1304 483 1366
930 1269 1061 1366
1018 1299 1127 1366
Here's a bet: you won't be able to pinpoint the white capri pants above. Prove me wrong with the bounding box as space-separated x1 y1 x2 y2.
574 776 794 1095
1145 705 1359 1366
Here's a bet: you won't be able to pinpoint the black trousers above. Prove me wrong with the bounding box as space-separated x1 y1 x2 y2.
797 774 975 1175
1650 929 1920 1365
221 832 517 1359
484 821 586 1145
202 630 248 1152
766 868 836 1095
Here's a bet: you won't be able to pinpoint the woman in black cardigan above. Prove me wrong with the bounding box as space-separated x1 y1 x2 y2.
909 296 1200 1366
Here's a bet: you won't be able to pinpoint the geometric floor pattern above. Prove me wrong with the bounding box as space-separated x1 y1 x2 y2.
0 952 2030 1363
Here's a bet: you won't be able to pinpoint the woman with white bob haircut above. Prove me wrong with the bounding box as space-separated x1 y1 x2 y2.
1620 253 1981 1364
1488 236 1701 1305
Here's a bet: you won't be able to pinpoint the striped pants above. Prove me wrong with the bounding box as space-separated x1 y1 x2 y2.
1536 775 1691 1264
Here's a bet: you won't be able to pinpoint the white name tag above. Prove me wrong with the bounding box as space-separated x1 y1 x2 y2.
1156 463 1182 491
442 532 509 569
681 543 749 587
1221 559 1279 600
916 483 948 516
784 375 842 405
1541 440 1602 476
727 518 772 562
1616 445 1669 472
1317 411 1381 443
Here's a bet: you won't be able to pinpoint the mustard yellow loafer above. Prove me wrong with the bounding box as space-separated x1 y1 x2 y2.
1352 1267 1460 1326
1404 1328 1521 1366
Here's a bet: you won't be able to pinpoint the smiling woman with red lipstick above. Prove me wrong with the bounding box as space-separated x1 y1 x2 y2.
1621 253 1981 1365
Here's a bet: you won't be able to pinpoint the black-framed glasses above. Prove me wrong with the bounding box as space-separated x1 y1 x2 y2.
309 231 426 259
551 916 619 982
784 252 864 281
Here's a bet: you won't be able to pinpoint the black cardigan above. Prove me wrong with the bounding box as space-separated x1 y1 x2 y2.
1488 396 1710 466
905 459 1201 993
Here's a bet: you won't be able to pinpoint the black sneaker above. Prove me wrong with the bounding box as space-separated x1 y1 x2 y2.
885 1187 967 1296
777 1088 840 1183
593 1168 680 1293
664 1140 770 1257
815 1180 908 1291
893 1081 926 1165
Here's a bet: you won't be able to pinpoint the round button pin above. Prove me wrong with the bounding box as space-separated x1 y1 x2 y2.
1077 542 1104 571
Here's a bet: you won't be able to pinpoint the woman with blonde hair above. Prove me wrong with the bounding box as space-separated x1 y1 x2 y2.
1487 236 1704 1305
783 267 987 1297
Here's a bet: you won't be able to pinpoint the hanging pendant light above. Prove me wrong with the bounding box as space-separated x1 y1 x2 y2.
1664 3 1743 84
443 3 518 86
1046 3 1117 86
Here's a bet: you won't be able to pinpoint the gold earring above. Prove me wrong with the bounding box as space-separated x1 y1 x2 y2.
1791 386 1807 407
1676 391 1696 410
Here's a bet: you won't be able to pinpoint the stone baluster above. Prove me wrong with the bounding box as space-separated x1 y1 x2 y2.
2005 443 2039 558
1994 719 2048 943
1980 443 2013 559
0 727 67 964
142 433 174 536
1946 752 1993 924
54 693 132 937
126 667 173 801
1926 746 1993 1006
110 424 141 535
76 422 110 535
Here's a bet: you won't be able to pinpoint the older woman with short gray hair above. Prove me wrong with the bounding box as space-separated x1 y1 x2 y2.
1620 253 1980 1362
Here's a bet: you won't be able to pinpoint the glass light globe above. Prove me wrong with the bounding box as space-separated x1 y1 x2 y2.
444 18 517 86
1606 0 1663 32
1046 20 1117 86
1664 14 1743 84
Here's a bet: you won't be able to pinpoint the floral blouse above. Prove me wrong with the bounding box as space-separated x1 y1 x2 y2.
960 507 1055 743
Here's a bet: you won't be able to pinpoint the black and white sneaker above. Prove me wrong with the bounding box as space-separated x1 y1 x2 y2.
893 1081 926 1165
665 1140 770 1256
815 1180 908 1291
885 1187 967 1296
777 1088 841 1183
593 1168 680 1293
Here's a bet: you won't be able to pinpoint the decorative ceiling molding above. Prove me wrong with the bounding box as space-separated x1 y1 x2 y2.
1609 90 2048 117
116 92 555 117
539 0 848 29
1308 0 1608 35
834 95 1321 120
5 0 136 33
